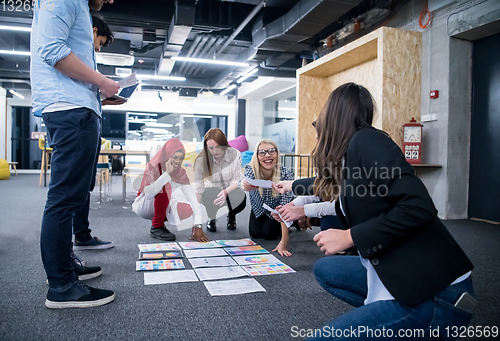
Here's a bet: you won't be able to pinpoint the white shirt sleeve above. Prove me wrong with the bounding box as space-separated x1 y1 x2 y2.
303 201 337 218
143 172 172 199
180 184 202 225
292 195 320 206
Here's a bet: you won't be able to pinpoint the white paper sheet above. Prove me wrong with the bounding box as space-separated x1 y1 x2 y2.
189 256 237 268
194 266 249 281
138 243 180 252
242 263 296 276
216 238 257 247
184 248 228 258
117 72 137 88
144 270 198 285
262 203 293 227
232 254 282 266
178 241 223 249
203 278 266 296
244 177 273 188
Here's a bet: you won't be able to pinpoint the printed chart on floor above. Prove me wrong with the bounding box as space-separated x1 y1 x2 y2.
184 248 227 258
242 263 296 276
136 259 185 271
138 243 180 252
194 266 249 281
139 251 183 260
203 278 266 296
232 254 281 266
144 270 199 285
224 245 269 256
216 238 256 247
188 256 237 268
178 241 222 249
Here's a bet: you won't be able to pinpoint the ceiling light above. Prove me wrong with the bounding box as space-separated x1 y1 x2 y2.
136 74 186 81
220 84 237 96
143 128 170 133
9 90 24 99
237 68 258 83
127 112 158 117
0 25 31 32
96 52 134 66
145 122 173 128
171 56 249 67
202 90 214 99
0 50 30 56
181 115 213 119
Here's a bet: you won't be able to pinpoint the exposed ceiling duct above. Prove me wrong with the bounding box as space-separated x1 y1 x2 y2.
158 0 196 76
252 0 363 68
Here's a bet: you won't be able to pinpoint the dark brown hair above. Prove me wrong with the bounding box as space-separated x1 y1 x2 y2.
312 82 375 201
195 128 230 178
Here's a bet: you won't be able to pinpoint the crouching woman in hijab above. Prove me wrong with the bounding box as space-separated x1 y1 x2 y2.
132 138 209 242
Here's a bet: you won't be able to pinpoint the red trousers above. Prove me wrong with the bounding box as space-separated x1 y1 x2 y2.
152 183 193 228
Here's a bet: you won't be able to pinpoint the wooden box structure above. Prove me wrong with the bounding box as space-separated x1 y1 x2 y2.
296 26 422 155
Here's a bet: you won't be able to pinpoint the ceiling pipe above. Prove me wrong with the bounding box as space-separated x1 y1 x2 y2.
186 36 217 76
178 35 208 74
214 0 266 58
200 36 226 74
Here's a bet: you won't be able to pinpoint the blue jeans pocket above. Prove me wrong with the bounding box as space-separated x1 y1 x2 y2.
428 296 473 340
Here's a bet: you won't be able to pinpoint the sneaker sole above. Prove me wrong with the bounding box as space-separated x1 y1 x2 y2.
73 244 114 250
78 269 102 281
45 293 115 309
45 269 103 285
150 233 176 241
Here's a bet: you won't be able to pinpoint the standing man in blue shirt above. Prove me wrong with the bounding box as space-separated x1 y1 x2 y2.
31 0 118 308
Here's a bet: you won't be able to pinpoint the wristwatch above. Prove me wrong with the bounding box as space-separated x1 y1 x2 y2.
194 224 203 229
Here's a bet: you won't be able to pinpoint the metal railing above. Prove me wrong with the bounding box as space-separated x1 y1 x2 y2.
280 153 314 179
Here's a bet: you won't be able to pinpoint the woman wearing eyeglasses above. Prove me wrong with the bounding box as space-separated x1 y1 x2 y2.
133 138 209 242
193 128 247 232
239 139 295 257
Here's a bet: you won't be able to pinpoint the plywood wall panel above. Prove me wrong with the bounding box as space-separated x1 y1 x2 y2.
380 27 422 147
296 27 422 156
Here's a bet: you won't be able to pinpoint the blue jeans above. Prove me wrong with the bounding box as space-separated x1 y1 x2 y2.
41 108 101 288
311 256 473 340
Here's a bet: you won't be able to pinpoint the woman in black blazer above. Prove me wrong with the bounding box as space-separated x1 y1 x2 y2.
275 83 474 340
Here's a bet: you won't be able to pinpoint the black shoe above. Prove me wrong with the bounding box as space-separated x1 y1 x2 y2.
227 216 236 230
73 261 102 281
150 226 176 241
45 281 114 309
73 237 114 250
206 219 217 232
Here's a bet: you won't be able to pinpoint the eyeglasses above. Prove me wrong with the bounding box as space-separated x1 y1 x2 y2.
257 148 277 157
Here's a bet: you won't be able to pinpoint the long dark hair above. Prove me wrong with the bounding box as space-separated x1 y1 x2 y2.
312 82 375 201
195 128 230 178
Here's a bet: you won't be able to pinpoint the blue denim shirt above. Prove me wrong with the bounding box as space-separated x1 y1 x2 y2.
30 0 101 117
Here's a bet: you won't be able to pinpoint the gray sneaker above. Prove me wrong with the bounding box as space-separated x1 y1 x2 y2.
73 237 114 250
150 226 176 241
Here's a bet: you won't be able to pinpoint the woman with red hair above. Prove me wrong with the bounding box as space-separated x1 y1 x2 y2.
133 138 209 242
193 128 246 232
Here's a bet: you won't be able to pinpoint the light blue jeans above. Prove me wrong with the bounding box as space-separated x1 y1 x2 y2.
311 256 473 340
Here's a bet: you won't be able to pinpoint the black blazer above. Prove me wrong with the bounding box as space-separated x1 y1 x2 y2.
295 128 473 305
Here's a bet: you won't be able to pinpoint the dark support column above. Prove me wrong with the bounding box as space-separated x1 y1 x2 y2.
236 98 246 137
